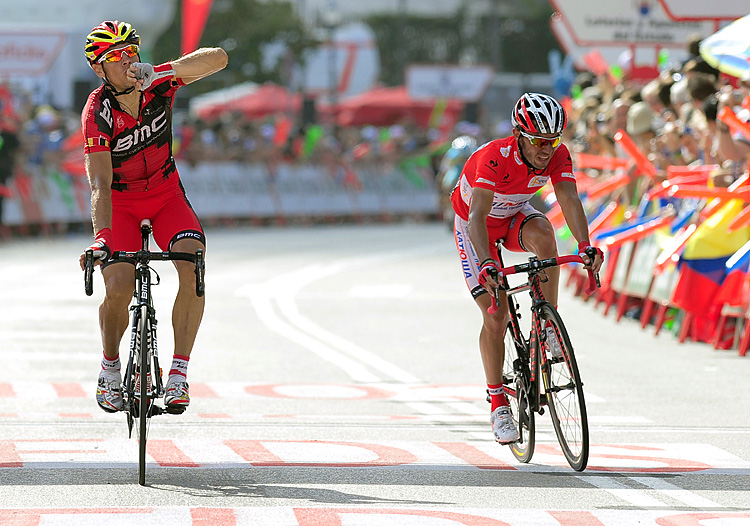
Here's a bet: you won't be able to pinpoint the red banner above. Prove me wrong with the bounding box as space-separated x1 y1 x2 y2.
181 0 213 56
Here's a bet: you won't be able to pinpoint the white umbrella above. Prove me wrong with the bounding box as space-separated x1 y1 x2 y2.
699 13 750 79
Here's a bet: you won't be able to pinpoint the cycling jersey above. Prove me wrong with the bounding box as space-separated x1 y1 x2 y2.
450 136 575 224
82 77 204 254
82 77 184 192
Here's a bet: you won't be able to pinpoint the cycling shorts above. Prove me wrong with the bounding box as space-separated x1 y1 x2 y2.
453 203 547 298
107 176 204 261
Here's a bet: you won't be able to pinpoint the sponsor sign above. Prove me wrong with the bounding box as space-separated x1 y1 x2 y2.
406 64 494 102
0 30 66 75
657 0 746 22
550 0 714 47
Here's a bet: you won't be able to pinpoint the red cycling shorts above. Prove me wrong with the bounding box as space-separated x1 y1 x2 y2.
109 176 204 255
453 203 548 298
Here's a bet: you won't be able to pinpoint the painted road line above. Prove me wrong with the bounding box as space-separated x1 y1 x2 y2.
241 281 381 382
629 476 722 508
577 475 667 507
2 507 750 525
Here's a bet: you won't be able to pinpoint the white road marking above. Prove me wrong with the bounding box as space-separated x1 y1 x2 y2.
577 475 667 507
629 476 723 508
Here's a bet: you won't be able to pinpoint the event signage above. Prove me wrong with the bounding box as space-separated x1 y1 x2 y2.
0 31 66 76
405 64 494 102
657 0 746 21
549 0 715 47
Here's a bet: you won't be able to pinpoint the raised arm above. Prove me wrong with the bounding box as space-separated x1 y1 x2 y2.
172 47 228 85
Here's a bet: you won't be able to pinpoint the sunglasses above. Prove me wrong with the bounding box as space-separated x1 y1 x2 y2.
518 129 562 148
98 44 140 64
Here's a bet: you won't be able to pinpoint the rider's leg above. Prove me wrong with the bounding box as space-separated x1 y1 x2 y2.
100 262 136 359
170 237 205 360
519 216 559 307
476 291 510 387
96 262 135 412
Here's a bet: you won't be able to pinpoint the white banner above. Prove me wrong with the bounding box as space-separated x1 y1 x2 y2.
657 0 747 21
0 31 66 76
406 64 494 102
550 0 715 47
1 162 438 227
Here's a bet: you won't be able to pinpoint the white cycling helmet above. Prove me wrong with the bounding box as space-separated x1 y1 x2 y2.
511 92 567 134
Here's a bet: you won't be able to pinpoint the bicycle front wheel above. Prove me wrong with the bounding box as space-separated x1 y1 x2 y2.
538 303 589 471
503 321 535 463
137 304 150 486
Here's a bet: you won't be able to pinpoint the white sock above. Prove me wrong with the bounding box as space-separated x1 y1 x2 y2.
169 354 189 383
101 353 121 378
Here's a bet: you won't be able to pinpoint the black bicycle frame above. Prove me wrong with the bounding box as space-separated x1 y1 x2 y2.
498 250 550 414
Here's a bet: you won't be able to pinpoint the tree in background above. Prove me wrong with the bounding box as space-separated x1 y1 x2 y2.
154 0 559 96
153 0 316 96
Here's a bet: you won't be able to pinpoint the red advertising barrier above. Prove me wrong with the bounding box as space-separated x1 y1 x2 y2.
575 153 630 171
586 172 631 201
717 106 750 142
614 129 658 179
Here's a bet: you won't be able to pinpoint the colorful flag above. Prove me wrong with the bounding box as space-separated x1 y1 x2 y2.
716 240 750 307
672 200 750 317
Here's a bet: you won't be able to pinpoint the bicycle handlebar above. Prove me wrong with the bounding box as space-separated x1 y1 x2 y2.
83 249 205 297
487 254 600 314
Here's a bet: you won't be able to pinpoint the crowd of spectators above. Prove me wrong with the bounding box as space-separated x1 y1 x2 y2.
564 35 750 208
3 32 749 236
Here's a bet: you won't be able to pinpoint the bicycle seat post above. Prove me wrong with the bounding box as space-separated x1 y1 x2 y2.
140 219 152 252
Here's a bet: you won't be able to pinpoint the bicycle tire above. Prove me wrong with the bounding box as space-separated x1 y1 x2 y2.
538 303 589 471
138 304 149 486
503 321 535 463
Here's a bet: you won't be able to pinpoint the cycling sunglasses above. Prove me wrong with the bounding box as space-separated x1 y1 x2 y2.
518 129 563 148
98 44 140 64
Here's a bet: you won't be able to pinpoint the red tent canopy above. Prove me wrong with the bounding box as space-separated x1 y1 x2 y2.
193 83 301 121
335 86 464 128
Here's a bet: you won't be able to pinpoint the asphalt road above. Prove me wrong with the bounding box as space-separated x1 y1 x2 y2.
1 222 749 524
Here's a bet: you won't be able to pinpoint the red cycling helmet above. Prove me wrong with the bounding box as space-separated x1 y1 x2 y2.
84 20 140 65
511 92 567 135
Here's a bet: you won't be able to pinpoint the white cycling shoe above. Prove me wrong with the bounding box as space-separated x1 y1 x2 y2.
96 372 123 413
491 406 520 444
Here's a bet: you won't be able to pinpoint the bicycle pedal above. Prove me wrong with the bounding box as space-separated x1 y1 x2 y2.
165 405 186 415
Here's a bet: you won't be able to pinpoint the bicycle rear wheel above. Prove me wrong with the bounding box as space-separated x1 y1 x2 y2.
538 303 589 471
137 304 150 486
503 321 535 463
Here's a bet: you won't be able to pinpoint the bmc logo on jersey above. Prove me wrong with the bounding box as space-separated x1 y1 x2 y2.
112 110 167 152
99 99 113 128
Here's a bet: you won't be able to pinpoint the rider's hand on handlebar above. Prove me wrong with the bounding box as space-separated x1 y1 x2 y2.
478 258 501 294
79 228 113 270
577 241 604 274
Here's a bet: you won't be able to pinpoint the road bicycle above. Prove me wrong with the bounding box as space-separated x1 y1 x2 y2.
489 246 599 471
84 219 204 485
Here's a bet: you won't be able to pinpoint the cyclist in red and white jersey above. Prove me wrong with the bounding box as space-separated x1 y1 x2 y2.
450 93 603 443
77 20 227 414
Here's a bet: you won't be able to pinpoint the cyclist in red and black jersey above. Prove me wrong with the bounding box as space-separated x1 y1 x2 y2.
450 93 603 444
77 20 227 414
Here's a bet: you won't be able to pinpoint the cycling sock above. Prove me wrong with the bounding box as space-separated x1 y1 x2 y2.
101 353 121 377
488 384 508 411
169 354 189 381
